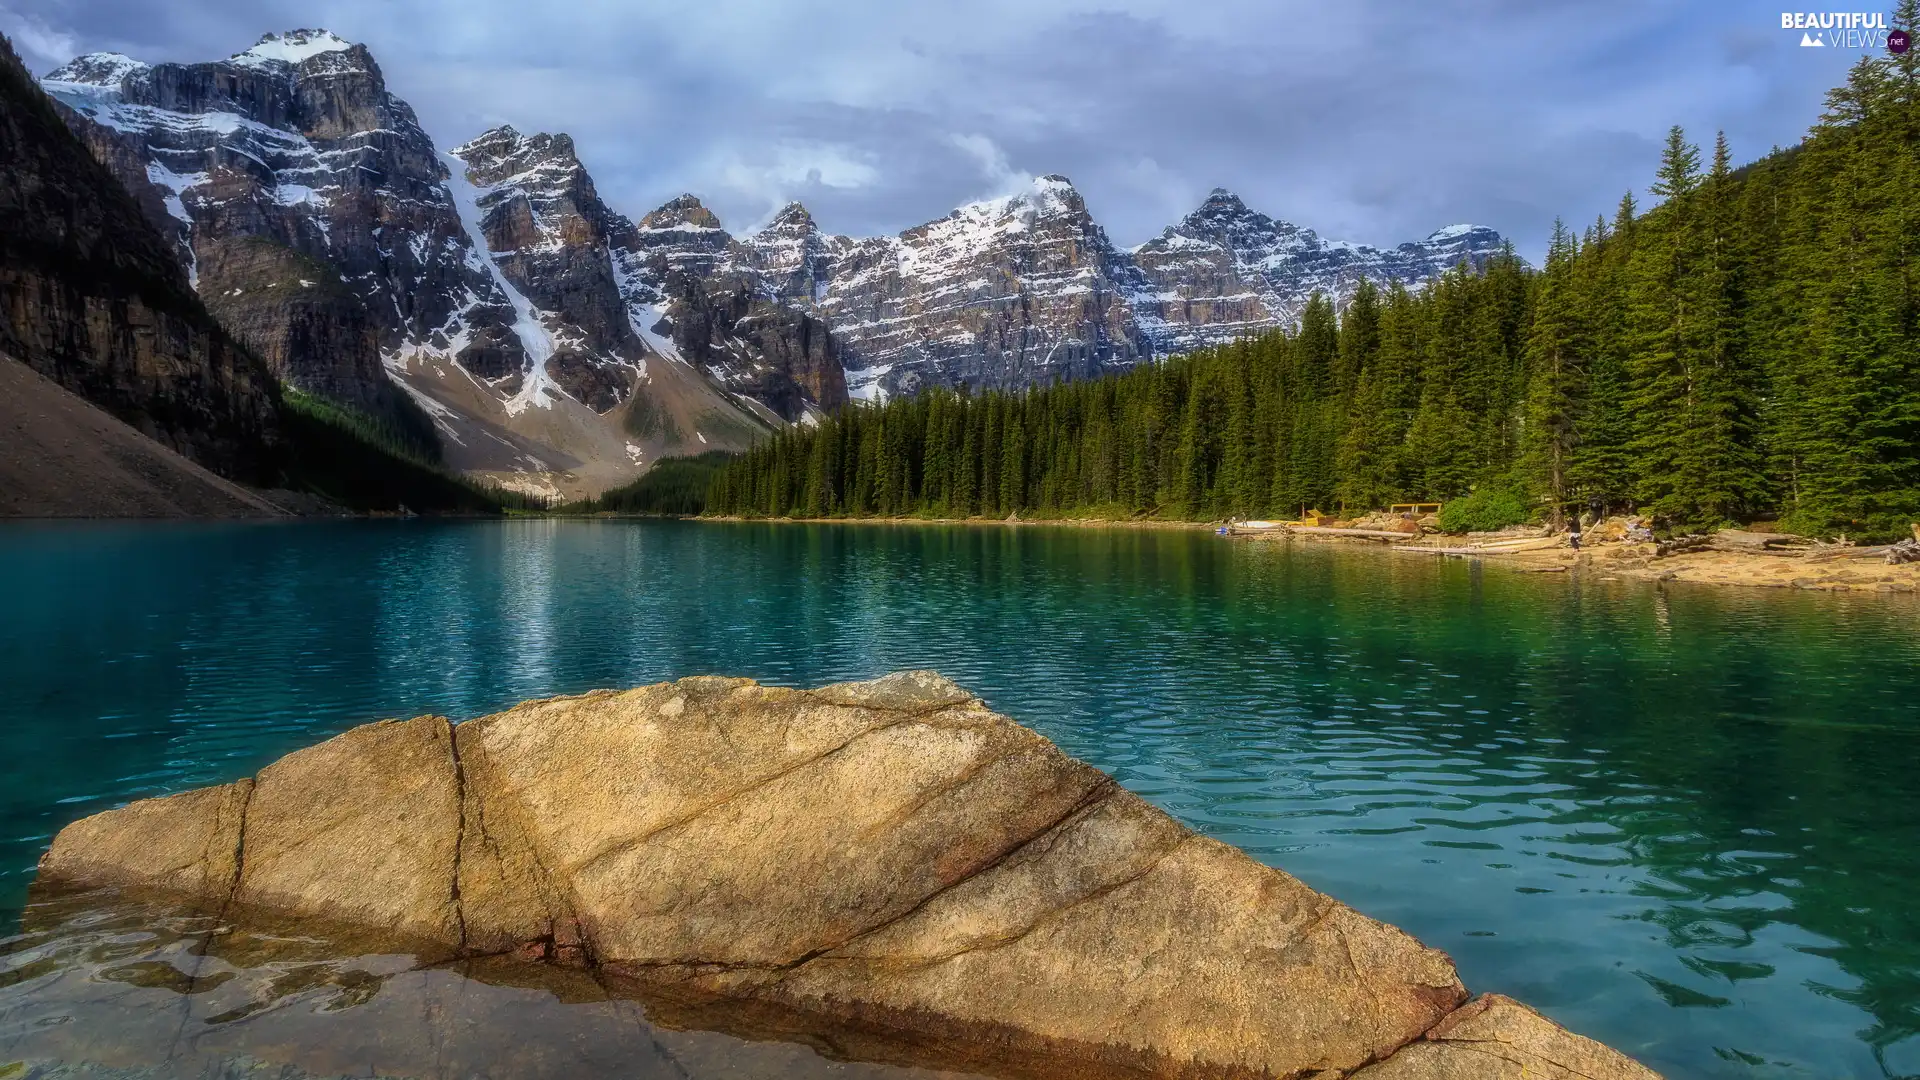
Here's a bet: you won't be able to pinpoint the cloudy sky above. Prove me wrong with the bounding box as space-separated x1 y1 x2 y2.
0 0 1884 258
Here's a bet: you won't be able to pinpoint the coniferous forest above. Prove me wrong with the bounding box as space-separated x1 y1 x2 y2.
707 41 1920 539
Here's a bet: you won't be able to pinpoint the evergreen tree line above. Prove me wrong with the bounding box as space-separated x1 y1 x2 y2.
709 40 1920 537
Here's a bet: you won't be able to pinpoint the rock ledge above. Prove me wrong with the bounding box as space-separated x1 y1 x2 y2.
38 672 1660 1080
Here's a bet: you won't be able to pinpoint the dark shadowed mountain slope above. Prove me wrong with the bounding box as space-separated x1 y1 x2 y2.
0 33 280 481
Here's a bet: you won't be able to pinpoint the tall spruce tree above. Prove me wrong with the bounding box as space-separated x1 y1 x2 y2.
1523 219 1584 521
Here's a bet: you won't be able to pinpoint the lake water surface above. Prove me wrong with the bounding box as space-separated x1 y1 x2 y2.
2 520 1916 1079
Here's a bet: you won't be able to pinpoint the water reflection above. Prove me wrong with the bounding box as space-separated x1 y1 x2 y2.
0 890 981 1079
1 520 1917 1078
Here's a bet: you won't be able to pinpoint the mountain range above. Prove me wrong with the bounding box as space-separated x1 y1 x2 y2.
36 29 1509 499
0 31 515 517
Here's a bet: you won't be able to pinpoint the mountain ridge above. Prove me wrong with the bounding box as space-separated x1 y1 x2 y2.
38 27 1510 493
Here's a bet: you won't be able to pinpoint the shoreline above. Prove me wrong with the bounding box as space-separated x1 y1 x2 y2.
692 514 1920 594
694 513 1216 531
1240 529 1920 594
16 510 1914 595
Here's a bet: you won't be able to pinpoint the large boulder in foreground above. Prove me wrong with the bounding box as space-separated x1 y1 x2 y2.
37 672 1660 1080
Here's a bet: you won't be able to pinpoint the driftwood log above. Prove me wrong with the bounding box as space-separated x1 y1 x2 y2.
1708 530 1815 553
1658 531 1832 559
1281 526 1422 541
1653 535 1712 558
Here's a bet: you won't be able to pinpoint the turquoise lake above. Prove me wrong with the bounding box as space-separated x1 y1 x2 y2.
2 519 1917 1079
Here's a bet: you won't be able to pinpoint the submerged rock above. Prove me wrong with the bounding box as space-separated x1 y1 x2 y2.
37 671 1660 1079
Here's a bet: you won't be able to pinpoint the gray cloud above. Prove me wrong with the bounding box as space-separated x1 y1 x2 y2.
0 0 1869 259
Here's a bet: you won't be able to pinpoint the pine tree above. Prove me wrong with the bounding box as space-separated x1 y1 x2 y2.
1522 219 1583 522
1626 126 1711 524
955 394 979 516
999 400 1026 515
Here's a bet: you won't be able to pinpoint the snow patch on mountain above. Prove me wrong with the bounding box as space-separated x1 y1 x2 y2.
845 365 893 403
442 152 562 415
142 163 200 225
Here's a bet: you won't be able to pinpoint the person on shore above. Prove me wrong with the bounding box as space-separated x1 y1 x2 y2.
1568 512 1582 551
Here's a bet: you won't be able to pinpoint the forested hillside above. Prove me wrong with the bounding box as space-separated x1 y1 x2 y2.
709 34 1920 538
559 452 736 515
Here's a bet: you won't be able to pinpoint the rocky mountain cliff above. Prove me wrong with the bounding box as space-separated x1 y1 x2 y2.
36 28 1507 492
39 33 778 500
610 190 848 422
0 34 280 482
715 177 1508 402
39 31 512 433
1128 189 1505 353
3 31 515 516
448 125 644 414
735 176 1148 400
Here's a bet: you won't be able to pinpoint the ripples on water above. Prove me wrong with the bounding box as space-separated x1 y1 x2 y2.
1 519 1917 1079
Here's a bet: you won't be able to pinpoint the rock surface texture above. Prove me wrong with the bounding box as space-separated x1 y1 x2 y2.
39 671 1658 1080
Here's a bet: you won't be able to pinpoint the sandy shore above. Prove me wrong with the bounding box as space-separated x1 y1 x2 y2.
1240 529 1920 593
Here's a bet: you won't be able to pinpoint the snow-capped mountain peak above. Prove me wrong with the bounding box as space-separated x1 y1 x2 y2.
1154 188 1311 253
42 52 147 93
230 29 357 68
763 201 816 231
641 194 723 231
736 202 836 302
1029 173 1081 209
1407 223 1505 259
1117 187 1509 352
958 174 1087 223
453 126 590 204
1193 187 1247 213
745 202 826 261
